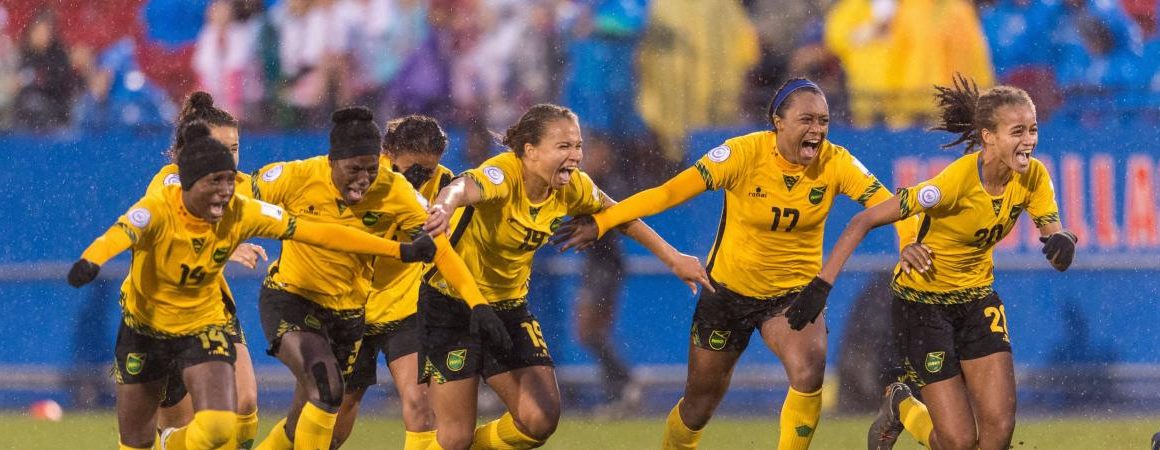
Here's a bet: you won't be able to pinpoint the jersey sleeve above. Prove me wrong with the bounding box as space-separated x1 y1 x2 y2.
566 170 605 216
833 145 887 206
145 165 181 196
249 161 297 205
461 162 512 204
237 196 296 241
896 162 963 220
1026 160 1061 227
692 140 750 191
82 195 162 263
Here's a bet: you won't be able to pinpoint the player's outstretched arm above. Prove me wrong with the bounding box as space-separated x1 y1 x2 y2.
787 196 903 330
552 168 706 251
427 233 513 351
424 177 482 237
68 225 134 287
289 219 434 263
591 167 706 238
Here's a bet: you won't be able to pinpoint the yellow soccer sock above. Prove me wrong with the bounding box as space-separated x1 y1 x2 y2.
163 427 190 450
778 387 822 450
119 443 151 450
235 409 260 449
661 399 703 450
294 402 338 450
471 412 542 449
899 396 933 446
404 430 437 450
424 435 445 450
184 410 238 450
254 417 294 450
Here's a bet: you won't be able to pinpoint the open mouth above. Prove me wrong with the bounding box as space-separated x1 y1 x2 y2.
207 201 227 220
1015 149 1032 166
345 185 367 204
800 139 822 160
555 165 577 186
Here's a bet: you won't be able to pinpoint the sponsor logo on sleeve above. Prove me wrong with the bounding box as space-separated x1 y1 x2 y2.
257 200 284 220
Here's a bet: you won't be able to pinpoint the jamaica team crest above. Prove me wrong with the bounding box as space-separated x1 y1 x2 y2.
446 349 467 372
708 330 731 350
809 186 827 205
125 353 146 375
925 351 945 373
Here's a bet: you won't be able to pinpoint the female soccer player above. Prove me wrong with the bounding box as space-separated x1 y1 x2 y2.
251 107 508 450
332 115 455 449
68 122 435 450
420 103 709 450
551 78 918 449
149 91 266 449
796 76 1076 450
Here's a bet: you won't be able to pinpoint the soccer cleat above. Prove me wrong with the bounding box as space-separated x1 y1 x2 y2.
867 382 912 450
1151 431 1160 450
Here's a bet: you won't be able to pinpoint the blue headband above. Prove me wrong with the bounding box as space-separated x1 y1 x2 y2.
768 79 821 129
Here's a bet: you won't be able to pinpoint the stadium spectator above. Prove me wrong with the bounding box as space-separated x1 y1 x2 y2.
743 0 836 123
824 0 897 128
420 103 705 450
192 0 264 123
551 78 917 449
882 0 995 128
635 0 759 165
71 38 176 130
804 76 1075 450
13 10 78 131
978 0 1065 118
1052 0 1146 91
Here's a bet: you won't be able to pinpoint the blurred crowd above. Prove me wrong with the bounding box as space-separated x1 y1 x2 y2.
0 0 1158 162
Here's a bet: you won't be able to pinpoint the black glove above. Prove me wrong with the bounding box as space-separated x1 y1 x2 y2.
67 259 100 288
470 304 513 352
785 277 832 331
1040 230 1077 272
549 215 599 252
400 231 437 263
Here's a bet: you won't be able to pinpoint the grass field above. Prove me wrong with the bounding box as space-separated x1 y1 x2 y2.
0 413 1157 449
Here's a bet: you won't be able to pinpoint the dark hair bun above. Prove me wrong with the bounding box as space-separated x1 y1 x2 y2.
332 106 374 124
181 120 213 143
188 91 215 109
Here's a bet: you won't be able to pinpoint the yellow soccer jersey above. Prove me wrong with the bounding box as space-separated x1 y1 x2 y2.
892 152 1059 303
146 163 254 307
364 164 456 330
253 155 428 310
697 130 894 299
148 163 254 198
117 185 294 336
428 152 604 302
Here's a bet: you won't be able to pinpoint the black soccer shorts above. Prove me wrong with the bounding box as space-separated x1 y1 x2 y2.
258 286 365 378
346 314 422 391
113 320 236 386
690 279 799 352
894 292 1012 387
418 285 553 384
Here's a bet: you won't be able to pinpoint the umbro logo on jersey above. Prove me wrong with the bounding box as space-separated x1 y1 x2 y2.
748 186 767 198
